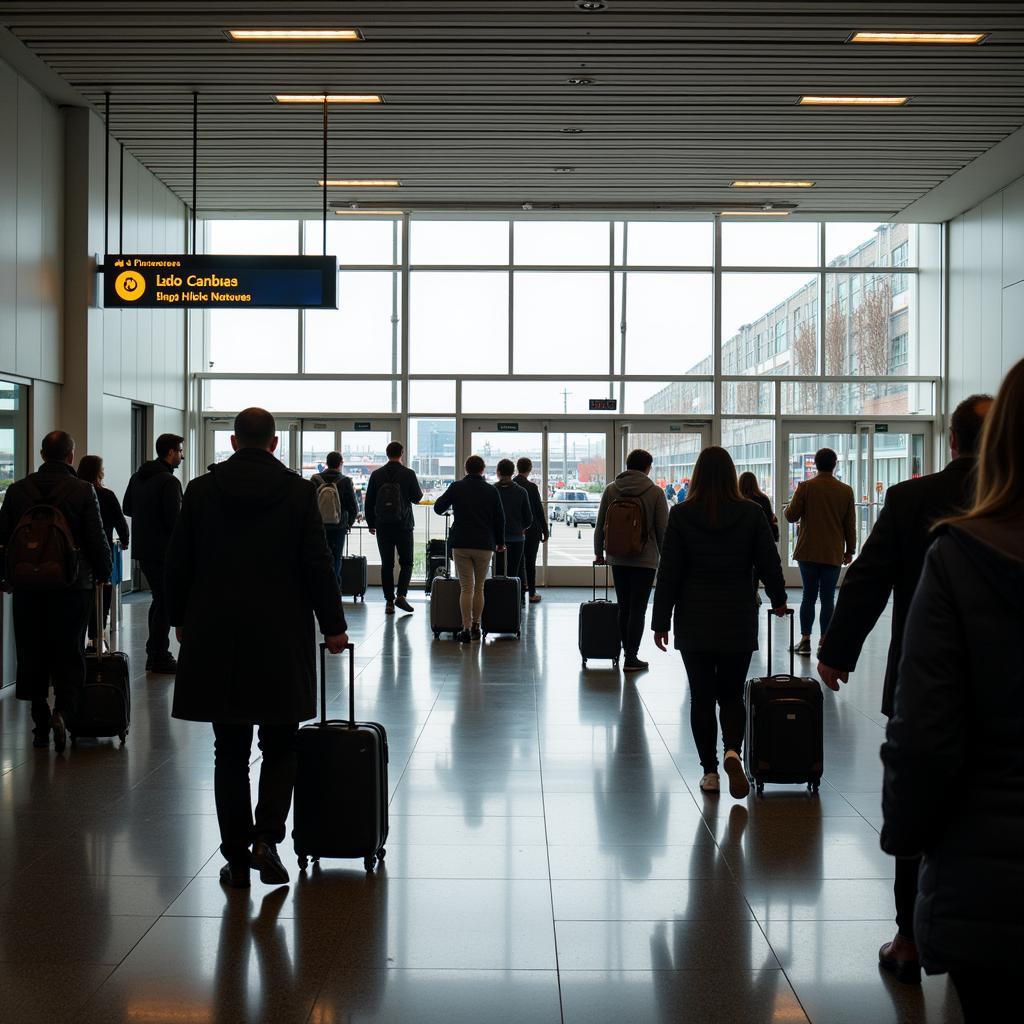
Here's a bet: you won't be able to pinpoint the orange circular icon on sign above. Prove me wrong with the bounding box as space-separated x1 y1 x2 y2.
114 270 146 302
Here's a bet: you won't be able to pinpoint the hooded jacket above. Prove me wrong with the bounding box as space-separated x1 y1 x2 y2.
310 467 359 532
594 470 669 570
495 478 533 541
651 498 787 652
122 458 183 563
881 522 1024 974
166 447 346 725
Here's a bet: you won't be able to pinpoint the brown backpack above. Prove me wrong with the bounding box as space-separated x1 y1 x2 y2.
5 479 80 591
604 493 648 558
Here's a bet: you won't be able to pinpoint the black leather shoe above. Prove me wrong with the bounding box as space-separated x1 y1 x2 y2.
455 629 472 644
32 730 50 749
219 862 251 889
146 655 178 674
250 841 289 885
51 711 67 754
878 941 921 985
395 596 414 613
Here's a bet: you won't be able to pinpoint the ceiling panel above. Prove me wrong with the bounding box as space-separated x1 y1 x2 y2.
4 1 1024 216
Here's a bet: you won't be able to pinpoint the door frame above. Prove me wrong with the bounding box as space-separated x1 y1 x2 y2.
778 417 934 586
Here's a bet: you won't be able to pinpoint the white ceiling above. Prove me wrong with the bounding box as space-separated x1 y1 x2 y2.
3 1 1024 217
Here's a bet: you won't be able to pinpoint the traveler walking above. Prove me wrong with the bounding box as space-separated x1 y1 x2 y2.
784 448 855 656
123 433 184 673
817 393 992 985
739 471 780 604
433 455 505 643
880 361 1024 1021
651 446 787 797
77 454 130 649
494 459 532 589
0 431 111 751
310 451 359 584
365 441 423 614
514 457 548 602
594 449 668 672
166 408 348 889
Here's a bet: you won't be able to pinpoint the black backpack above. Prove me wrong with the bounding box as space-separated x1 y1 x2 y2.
5 479 81 590
374 471 406 526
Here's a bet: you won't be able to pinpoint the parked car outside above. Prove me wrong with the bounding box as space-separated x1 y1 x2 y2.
566 505 598 528
549 489 591 522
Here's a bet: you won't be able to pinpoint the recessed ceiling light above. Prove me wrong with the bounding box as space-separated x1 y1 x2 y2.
335 209 404 216
720 210 792 217
228 29 363 41
566 77 595 86
576 1 608 9
799 95 909 106
731 180 815 188
554 167 575 173
850 31 986 44
561 127 584 134
275 94 383 104
318 179 401 187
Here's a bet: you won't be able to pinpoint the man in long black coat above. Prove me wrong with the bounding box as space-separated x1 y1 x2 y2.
166 408 348 888
817 392 992 983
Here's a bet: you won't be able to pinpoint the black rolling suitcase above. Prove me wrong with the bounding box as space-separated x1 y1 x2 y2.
745 609 824 795
72 585 131 745
341 525 368 602
481 550 522 639
293 643 388 872
579 562 621 668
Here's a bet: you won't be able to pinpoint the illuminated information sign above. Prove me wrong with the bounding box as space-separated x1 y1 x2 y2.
102 254 338 309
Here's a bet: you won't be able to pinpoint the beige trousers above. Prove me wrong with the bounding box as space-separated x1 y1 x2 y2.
452 548 492 629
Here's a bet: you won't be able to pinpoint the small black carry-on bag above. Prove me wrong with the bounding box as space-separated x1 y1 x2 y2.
73 584 131 745
424 537 448 593
340 525 368 602
481 550 522 639
293 643 388 872
429 514 463 638
579 561 621 668
744 609 824 795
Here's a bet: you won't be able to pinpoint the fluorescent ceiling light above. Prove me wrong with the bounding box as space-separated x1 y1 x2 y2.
229 29 363 41
731 180 814 188
720 210 791 217
275 94 382 104
318 179 400 187
850 31 986 44
335 210 404 216
799 95 909 106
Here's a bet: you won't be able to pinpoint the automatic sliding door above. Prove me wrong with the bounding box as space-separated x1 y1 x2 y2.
546 428 609 577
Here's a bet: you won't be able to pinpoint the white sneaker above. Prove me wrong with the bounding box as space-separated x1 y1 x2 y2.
699 772 720 793
723 750 751 799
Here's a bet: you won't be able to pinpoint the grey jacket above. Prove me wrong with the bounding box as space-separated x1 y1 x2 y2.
594 470 669 570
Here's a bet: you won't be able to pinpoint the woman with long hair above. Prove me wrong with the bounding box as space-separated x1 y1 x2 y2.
738 471 779 542
651 446 788 798
880 359 1024 1022
77 455 129 647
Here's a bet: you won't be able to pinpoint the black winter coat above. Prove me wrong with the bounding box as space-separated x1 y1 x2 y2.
881 523 1024 974
819 457 975 716
495 479 533 540
514 474 548 541
96 487 130 552
651 499 787 653
364 462 423 531
166 448 347 726
433 475 505 551
123 459 182 563
0 462 112 589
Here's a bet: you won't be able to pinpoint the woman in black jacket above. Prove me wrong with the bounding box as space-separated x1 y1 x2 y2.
78 454 130 647
881 358 1024 1022
738 471 779 541
652 447 788 798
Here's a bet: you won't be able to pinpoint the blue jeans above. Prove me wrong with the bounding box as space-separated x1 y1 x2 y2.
798 561 841 636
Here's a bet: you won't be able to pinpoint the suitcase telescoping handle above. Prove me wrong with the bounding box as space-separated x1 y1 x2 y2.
95 582 104 643
766 607 795 677
591 560 611 602
319 641 356 727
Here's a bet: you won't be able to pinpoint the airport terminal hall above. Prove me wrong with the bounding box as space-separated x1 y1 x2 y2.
3 3 1024 1023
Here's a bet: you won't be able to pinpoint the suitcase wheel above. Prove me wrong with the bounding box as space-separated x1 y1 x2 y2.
613 659 619 668
297 854 309 871
378 847 386 861
363 855 375 872
433 631 440 639
581 659 587 668
118 732 127 744
516 631 521 640
808 781 820 795
755 781 765 796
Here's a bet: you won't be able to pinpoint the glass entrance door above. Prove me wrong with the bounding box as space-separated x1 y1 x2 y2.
780 419 932 585
204 417 298 470
623 421 711 505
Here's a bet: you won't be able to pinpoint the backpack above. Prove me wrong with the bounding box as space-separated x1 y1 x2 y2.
604 493 648 559
5 478 81 590
314 477 343 526
374 473 406 526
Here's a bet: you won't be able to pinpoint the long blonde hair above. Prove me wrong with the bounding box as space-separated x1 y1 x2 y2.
948 358 1024 525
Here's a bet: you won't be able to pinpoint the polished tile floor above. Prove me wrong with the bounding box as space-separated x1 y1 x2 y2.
0 589 964 1024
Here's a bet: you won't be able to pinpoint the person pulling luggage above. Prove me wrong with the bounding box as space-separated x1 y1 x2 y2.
494 459 532 590
310 452 359 585
514 458 548 602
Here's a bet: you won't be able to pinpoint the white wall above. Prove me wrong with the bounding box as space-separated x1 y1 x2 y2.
948 173 1024 408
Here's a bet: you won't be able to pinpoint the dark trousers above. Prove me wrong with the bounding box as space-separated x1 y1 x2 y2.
375 526 414 601
950 970 1012 1024
13 589 92 733
212 722 299 865
894 855 921 940
140 559 171 660
325 528 344 583
682 650 753 773
522 527 543 595
611 565 656 660
87 584 113 641
797 561 841 636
